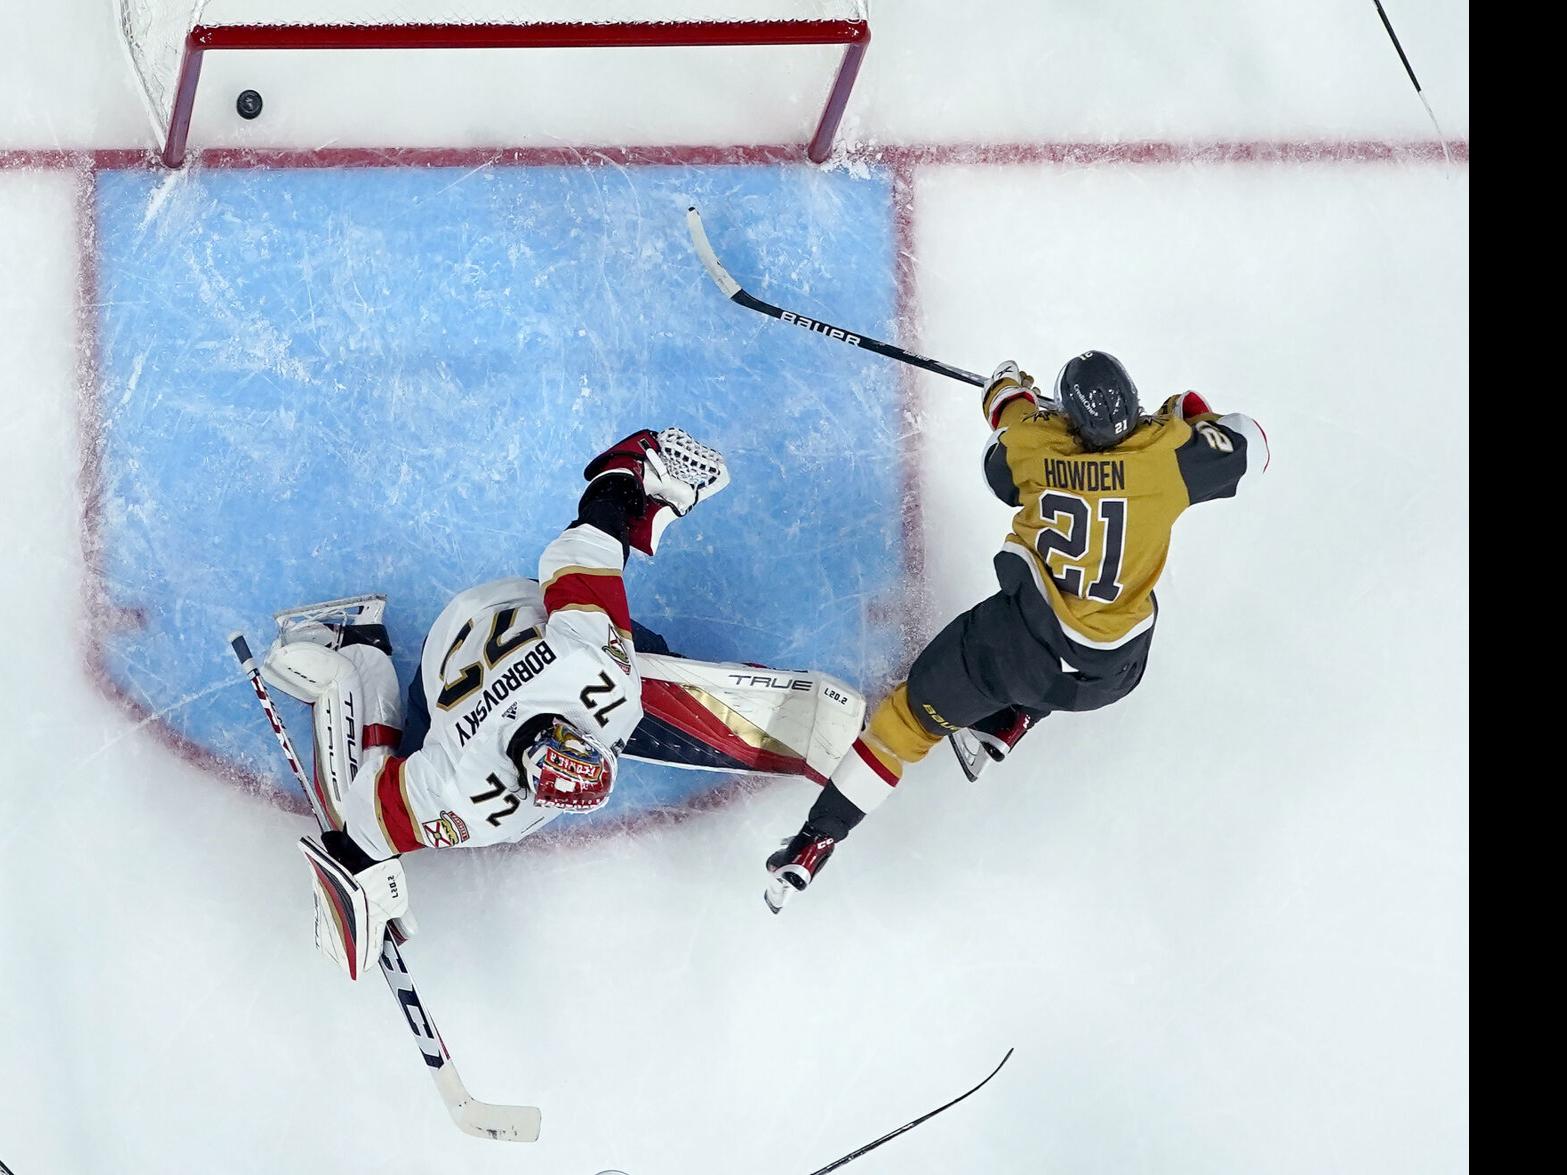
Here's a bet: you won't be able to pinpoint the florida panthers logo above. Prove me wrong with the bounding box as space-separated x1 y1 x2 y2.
604 624 633 675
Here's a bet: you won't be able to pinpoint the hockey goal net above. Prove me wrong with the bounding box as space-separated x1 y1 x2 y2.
117 1 871 167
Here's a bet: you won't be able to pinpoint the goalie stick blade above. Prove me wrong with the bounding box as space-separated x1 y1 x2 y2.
434 1065 542 1142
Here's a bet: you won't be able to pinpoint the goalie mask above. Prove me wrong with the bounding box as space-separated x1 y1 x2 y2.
512 717 616 813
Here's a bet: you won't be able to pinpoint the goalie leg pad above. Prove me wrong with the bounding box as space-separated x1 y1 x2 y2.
312 646 404 829
631 654 865 782
300 836 409 981
262 642 404 828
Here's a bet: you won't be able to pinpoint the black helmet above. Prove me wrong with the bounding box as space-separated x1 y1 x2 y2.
1055 351 1141 450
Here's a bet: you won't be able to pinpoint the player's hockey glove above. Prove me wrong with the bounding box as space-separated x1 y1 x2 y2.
1161 391 1214 421
982 359 1043 429
583 427 730 556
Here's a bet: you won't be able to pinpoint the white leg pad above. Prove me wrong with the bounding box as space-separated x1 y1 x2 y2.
261 640 351 703
309 646 404 829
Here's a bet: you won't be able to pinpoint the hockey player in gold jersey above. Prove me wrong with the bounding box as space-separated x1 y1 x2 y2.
765 351 1269 912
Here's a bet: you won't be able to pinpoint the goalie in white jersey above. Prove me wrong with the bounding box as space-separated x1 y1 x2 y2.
262 427 730 981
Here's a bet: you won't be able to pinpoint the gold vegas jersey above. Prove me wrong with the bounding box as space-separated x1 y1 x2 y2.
982 393 1268 652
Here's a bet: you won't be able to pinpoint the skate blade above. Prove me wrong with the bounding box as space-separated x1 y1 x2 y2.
949 731 989 782
764 863 810 915
274 593 387 632
764 880 792 915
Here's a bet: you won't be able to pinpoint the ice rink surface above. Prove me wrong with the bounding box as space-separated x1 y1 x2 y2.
2 3 1466 1174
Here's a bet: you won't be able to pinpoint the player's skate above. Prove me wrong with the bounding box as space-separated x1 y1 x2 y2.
764 825 837 914
948 706 1038 782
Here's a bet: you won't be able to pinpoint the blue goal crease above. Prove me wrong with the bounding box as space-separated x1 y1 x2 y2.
92 162 904 817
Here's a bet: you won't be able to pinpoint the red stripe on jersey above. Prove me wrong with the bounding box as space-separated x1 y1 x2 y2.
375 757 422 854
364 723 400 749
853 738 900 788
544 570 632 633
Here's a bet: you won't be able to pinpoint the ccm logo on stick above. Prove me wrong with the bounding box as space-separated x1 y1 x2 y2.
779 311 861 345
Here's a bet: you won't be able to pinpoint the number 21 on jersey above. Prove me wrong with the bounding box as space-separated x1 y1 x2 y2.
1034 492 1127 603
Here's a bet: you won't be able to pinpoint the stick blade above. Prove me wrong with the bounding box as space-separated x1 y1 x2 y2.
685 206 743 299
451 1100 542 1143
434 1063 541 1142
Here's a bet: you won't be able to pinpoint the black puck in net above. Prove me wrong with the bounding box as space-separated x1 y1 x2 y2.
236 90 264 120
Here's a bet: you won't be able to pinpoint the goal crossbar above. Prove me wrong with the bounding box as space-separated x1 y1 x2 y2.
162 18 871 167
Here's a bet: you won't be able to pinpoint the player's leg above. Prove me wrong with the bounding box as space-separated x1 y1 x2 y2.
838 589 1057 812
766 590 1057 911
260 604 418 977
261 606 404 830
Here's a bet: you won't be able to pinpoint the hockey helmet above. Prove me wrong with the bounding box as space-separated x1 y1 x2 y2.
512 716 616 812
1055 351 1142 450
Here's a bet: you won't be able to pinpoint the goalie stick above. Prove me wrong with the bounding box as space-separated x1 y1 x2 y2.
805 1048 1016 1174
686 206 986 388
228 632 542 1143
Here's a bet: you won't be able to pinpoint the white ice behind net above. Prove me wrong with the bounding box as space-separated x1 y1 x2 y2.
117 0 868 139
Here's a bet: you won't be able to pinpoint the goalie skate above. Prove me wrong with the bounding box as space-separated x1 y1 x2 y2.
273 593 387 641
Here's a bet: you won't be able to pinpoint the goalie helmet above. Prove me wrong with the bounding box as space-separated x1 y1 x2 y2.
1055 351 1142 451
511 716 616 812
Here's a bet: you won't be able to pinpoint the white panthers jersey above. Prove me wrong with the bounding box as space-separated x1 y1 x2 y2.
348 524 643 857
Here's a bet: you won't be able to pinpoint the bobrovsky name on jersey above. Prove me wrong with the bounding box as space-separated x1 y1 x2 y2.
455 641 559 746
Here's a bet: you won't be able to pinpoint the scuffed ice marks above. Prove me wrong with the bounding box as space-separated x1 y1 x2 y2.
90 161 903 813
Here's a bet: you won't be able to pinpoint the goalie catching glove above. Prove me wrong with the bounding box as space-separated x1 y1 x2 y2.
583 426 730 555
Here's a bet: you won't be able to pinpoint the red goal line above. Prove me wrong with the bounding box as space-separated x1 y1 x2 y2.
0 138 1468 173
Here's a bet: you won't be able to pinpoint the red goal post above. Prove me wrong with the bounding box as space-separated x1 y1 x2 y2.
118 4 871 168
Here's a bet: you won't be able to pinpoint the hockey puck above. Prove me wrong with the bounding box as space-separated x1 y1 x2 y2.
236 89 264 120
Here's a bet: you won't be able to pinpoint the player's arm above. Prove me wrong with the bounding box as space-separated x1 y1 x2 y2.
979 360 1044 506
541 426 731 643
1164 391 1270 504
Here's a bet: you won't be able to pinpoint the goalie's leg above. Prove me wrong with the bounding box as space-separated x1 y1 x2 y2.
261 606 404 830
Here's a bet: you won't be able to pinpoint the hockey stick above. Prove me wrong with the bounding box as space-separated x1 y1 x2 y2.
805 1048 1015 1174
1368 0 1453 165
686 206 986 387
228 633 542 1143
